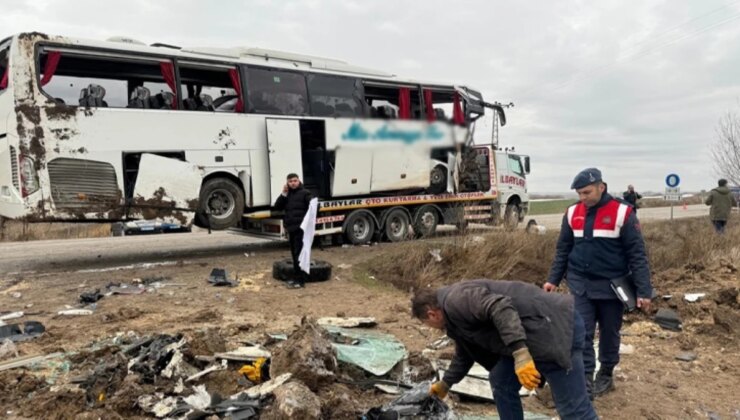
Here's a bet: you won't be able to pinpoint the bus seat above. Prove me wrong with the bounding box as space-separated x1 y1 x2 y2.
183 97 198 110
79 84 108 107
377 105 397 119
198 94 215 111
128 86 151 109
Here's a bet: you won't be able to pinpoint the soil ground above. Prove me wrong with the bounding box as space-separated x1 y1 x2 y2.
1 227 739 419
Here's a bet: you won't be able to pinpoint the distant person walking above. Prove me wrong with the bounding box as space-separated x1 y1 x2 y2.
705 179 737 234
622 185 642 212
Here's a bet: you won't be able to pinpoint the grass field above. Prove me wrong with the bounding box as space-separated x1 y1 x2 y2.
528 199 574 215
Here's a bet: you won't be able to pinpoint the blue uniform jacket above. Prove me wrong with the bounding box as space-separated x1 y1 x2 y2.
546 193 652 299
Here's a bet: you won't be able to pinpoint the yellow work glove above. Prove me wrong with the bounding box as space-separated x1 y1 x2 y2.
513 347 541 390
429 380 450 399
238 357 267 383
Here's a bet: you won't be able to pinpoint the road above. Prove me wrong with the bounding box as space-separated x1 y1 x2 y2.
524 204 709 230
1 204 710 273
0 229 279 274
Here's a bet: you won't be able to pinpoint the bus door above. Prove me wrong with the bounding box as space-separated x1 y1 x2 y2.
266 118 303 203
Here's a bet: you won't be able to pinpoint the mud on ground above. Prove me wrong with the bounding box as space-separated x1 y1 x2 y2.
1 229 739 419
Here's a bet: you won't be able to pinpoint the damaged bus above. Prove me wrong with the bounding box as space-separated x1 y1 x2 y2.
0 32 529 240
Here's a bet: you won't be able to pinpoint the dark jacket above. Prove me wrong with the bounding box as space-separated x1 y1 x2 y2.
705 186 736 221
438 280 575 386
622 190 641 208
546 193 652 299
273 185 313 233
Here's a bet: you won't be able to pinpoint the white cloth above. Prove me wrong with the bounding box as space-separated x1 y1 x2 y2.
299 198 319 274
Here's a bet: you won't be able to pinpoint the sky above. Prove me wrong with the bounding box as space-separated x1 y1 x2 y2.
3 0 740 193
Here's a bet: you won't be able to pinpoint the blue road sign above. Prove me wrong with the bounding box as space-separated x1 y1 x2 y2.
665 174 680 188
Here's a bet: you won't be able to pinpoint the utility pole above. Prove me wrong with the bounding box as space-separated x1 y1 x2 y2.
492 101 514 148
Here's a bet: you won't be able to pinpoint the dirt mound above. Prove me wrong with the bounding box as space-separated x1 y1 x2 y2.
269 318 338 392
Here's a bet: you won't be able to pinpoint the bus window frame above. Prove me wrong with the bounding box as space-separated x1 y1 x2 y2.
243 64 311 117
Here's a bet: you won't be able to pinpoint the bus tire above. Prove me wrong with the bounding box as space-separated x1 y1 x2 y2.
197 177 244 230
413 205 439 238
272 258 332 282
504 204 520 231
343 210 376 245
427 165 448 195
384 208 411 242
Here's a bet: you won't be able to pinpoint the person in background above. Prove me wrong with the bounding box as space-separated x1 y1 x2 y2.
273 173 313 288
622 184 642 212
705 178 737 234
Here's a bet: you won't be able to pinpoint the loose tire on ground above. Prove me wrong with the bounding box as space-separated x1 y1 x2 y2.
412 205 439 238
196 177 245 230
272 258 333 282
343 210 376 245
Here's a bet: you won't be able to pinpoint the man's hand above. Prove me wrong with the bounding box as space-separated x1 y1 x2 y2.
282 183 289 193
637 298 652 313
429 381 450 399
513 348 541 390
542 283 558 292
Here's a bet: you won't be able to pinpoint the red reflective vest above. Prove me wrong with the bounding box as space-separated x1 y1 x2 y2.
567 199 632 239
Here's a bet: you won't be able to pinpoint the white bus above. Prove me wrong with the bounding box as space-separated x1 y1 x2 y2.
0 32 529 239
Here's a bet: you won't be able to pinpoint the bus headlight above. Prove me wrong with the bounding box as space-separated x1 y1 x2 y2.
20 155 40 197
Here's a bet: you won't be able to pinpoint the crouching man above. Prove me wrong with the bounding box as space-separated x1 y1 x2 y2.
412 280 598 420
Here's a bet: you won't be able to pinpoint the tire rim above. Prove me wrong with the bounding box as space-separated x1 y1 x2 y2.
419 211 437 233
207 188 236 220
388 215 406 238
431 167 445 185
352 216 370 240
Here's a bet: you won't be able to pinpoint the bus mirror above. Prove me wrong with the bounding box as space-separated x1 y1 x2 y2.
523 156 531 174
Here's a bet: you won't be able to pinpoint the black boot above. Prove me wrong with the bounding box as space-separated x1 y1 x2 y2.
585 374 594 401
593 368 615 397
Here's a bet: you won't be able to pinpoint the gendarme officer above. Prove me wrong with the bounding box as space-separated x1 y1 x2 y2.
543 168 653 399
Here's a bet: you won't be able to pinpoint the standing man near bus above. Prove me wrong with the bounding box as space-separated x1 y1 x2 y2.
543 168 653 399
273 173 313 289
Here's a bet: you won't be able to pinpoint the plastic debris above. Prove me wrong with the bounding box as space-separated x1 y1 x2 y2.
208 268 238 287
0 321 45 342
0 312 24 322
317 317 377 328
675 351 697 362
214 345 271 362
654 308 682 331
429 249 443 262
239 357 270 383
684 293 706 303
57 309 94 316
324 325 407 376
364 381 455 420
619 344 635 355
79 289 104 304
10 292 22 299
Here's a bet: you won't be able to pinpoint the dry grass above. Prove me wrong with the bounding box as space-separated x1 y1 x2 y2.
639 194 704 208
367 218 740 291
0 220 112 242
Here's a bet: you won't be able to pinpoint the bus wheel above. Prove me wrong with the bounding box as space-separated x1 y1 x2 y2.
384 208 410 242
198 178 245 230
413 205 439 238
344 210 375 245
504 204 520 231
427 165 447 195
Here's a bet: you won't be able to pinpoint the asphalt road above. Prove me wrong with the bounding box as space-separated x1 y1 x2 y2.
524 204 709 230
1 204 711 274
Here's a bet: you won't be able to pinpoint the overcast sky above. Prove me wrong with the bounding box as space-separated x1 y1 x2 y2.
3 0 740 193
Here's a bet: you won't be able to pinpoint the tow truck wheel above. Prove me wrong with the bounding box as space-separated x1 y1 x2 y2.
384 209 411 242
344 210 376 245
413 205 439 238
427 165 448 195
504 204 520 231
196 178 245 230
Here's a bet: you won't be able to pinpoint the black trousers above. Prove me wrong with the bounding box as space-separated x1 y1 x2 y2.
288 229 307 282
